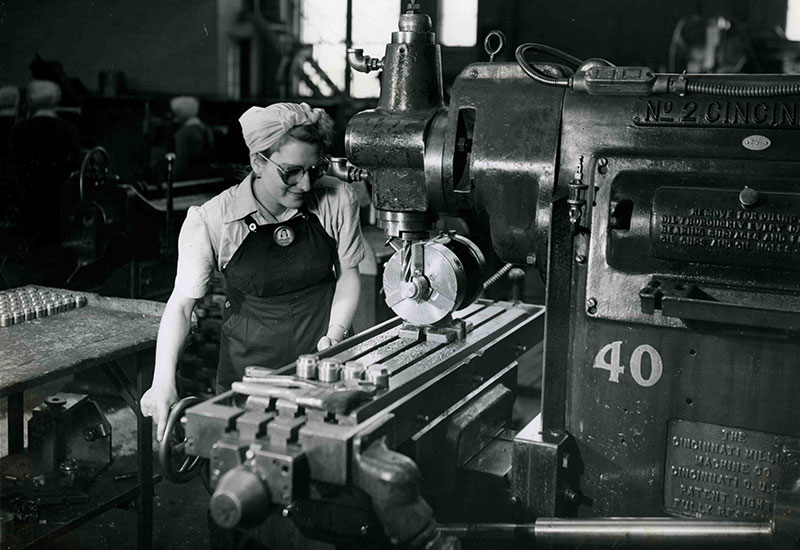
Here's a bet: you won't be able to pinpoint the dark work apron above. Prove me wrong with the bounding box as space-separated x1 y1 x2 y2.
217 209 337 391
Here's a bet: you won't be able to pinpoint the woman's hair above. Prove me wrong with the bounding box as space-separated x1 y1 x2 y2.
263 111 335 156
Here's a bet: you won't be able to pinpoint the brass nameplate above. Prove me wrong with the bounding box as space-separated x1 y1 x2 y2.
664 419 786 520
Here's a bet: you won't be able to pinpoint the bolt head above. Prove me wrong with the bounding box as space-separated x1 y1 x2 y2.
739 186 759 208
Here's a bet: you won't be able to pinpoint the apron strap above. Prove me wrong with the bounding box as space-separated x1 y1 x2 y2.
244 214 259 233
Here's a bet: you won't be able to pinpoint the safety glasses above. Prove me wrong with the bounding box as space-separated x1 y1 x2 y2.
258 152 329 186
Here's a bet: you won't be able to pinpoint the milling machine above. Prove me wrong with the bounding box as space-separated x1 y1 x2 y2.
162 5 800 549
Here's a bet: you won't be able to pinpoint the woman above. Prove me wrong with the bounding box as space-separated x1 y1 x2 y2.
142 102 364 441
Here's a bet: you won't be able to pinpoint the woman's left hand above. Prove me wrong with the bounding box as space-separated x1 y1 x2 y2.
316 335 340 351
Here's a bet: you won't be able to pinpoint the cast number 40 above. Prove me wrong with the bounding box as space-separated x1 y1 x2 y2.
593 341 663 387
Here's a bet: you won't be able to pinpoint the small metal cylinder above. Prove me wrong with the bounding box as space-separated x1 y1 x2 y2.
296 354 319 380
366 364 390 388
318 358 342 383
343 361 365 380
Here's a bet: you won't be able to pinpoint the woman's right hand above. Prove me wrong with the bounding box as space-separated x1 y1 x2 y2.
140 384 178 442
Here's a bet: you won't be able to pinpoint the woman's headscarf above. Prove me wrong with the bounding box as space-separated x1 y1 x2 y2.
238 102 325 154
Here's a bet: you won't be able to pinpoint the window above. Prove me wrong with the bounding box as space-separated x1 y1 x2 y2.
300 0 400 98
788 0 800 41
438 0 478 47
350 0 400 98
299 0 347 96
226 42 242 100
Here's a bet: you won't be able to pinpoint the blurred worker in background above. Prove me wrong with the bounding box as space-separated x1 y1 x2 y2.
141 101 364 442
7 80 81 247
169 95 215 181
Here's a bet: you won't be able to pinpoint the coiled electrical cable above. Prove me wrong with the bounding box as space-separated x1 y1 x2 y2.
514 43 582 87
685 81 800 98
516 41 800 98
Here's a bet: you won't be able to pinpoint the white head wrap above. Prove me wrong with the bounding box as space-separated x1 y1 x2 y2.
0 86 20 116
170 96 199 121
27 80 61 110
238 102 324 154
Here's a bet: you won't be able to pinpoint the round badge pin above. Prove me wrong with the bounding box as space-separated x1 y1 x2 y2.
273 226 295 246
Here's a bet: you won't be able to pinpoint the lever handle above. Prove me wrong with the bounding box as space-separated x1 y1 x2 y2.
639 279 800 331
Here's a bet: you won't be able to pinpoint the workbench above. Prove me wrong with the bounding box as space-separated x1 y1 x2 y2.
0 286 164 549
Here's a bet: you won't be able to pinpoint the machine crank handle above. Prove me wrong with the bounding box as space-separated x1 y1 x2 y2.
158 396 206 484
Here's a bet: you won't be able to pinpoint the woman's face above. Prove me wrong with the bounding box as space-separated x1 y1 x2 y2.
253 139 322 210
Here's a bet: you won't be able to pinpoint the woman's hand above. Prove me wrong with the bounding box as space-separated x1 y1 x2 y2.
317 323 348 350
316 335 340 351
140 383 179 442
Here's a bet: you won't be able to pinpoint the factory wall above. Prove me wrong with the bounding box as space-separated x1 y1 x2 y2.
507 0 788 68
0 0 221 97
440 0 789 87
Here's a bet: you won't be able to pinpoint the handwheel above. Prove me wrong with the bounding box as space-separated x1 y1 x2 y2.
78 146 111 201
158 396 205 483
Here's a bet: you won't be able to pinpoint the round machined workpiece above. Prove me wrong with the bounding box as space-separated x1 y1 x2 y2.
318 358 342 383
296 354 319 380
